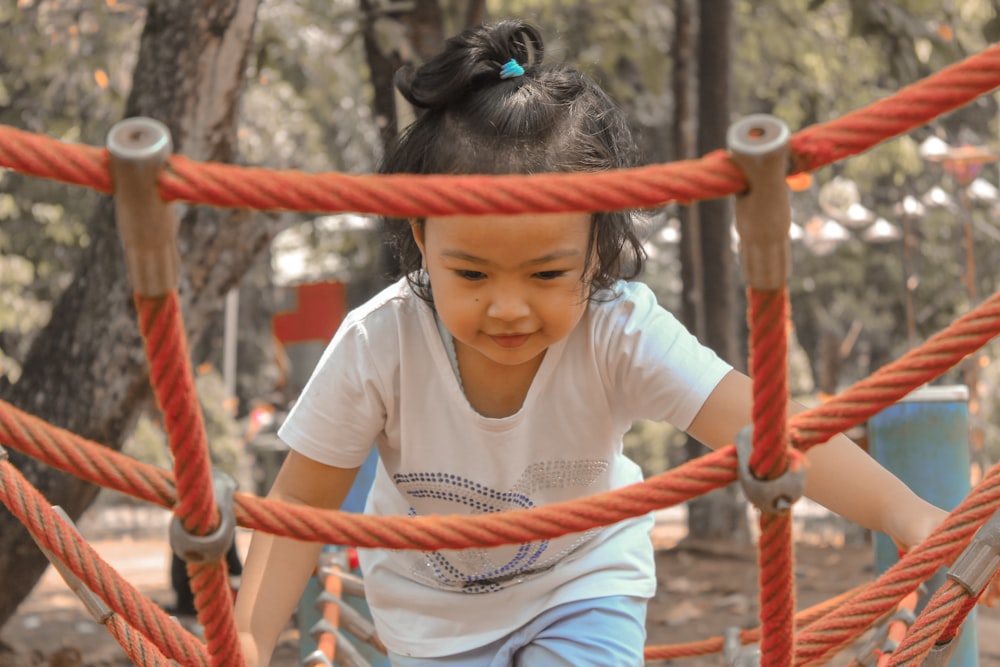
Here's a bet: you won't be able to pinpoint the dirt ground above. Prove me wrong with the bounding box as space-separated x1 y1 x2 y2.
2 503 1000 666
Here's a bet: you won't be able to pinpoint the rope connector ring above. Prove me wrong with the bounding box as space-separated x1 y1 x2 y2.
106 117 180 298
0 443 8 462
727 114 792 291
948 507 1000 596
735 425 805 515
169 471 238 564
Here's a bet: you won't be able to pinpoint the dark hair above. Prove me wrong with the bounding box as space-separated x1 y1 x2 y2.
380 19 645 301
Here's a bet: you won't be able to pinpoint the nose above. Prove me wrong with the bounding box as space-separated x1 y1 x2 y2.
486 284 531 321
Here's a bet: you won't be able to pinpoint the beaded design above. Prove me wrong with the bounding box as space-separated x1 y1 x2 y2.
394 459 609 592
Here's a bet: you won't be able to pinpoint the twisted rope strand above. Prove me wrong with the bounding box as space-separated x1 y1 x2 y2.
0 459 210 666
758 513 796 667
643 584 866 662
134 292 244 666
791 44 1000 172
886 581 967 665
745 287 796 667
790 291 1000 450
794 458 1000 665
1 45 999 216
747 289 791 477
0 396 177 506
107 615 176 667
136 294 217 536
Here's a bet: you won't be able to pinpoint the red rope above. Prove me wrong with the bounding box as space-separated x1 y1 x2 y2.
790 290 1000 451
0 389 733 545
744 287 797 666
747 289 791 477
134 292 243 666
107 615 176 667
1 44 1000 216
757 513 796 667
643 584 865 662
0 458 209 666
135 294 217 535
0 397 177 507
0 36 999 667
793 458 1000 665
886 581 968 665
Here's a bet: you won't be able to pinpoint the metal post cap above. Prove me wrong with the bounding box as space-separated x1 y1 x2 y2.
106 117 180 297
727 114 791 157
107 117 172 161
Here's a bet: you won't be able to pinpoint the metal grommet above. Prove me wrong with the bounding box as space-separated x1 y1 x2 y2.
169 471 237 563
735 425 805 515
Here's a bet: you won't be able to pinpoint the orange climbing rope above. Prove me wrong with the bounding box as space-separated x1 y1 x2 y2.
0 42 997 217
0 40 999 667
0 456 211 665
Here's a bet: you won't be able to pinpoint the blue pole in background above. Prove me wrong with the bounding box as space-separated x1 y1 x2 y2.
868 384 977 666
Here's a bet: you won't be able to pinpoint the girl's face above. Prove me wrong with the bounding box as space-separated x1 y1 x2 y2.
412 212 593 373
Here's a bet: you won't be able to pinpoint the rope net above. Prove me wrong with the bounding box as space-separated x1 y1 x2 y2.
1 39 1000 667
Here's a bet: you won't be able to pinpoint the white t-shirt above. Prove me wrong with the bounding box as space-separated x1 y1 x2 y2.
278 278 731 657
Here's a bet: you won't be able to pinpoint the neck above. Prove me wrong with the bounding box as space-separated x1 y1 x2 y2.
455 344 545 418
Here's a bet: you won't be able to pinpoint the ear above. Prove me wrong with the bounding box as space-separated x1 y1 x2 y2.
410 218 426 256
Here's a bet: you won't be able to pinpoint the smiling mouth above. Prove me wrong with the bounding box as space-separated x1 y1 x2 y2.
490 333 532 349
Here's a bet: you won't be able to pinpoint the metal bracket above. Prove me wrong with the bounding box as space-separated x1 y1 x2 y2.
169 471 237 563
735 425 806 515
309 619 370 667
106 116 180 297
727 114 792 291
31 506 114 624
921 636 960 667
949 507 1000 596
854 584 924 666
723 626 760 667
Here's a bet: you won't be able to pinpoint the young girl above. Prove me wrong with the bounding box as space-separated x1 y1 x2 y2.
236 20 947 666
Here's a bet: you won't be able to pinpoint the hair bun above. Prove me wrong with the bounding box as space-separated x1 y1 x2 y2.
395 20 545 110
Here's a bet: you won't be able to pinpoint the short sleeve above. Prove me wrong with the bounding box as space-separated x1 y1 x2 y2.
277 315 387 469
598 282 732 429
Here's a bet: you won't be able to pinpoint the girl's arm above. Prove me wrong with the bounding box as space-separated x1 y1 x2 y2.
235 450 361 666
686 370 945 551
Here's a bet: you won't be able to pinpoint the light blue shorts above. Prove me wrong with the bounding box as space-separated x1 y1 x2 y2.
387 595 647 667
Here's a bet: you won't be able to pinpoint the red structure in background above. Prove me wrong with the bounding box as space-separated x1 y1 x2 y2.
272 281 347 345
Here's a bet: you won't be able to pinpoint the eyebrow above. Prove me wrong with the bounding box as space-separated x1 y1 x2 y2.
440 249 583 267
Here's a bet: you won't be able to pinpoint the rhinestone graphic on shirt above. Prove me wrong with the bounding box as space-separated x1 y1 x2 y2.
393 459 608 593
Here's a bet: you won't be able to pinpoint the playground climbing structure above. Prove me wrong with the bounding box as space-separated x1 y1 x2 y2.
3 40 1000 667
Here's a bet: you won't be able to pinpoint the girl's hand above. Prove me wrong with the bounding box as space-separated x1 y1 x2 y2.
882 503 1000 608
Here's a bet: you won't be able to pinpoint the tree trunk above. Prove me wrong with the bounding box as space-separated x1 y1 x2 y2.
684 0 749 542
0 0 278 629
672 0 703 340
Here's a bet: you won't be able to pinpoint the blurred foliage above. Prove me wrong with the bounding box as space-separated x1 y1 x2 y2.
124 366 247 488
4 0 1000 470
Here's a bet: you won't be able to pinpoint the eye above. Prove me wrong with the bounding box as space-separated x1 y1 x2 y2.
455 269 486 281
534 270 567 280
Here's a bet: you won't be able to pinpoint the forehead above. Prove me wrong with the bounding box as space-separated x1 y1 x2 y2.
422 212 592 249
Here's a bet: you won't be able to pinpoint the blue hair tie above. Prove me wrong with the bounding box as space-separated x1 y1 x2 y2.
499 58 525 80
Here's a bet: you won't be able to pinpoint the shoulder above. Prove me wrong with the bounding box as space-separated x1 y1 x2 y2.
340 277 431 339
588 280 681 337
347 277 424 322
